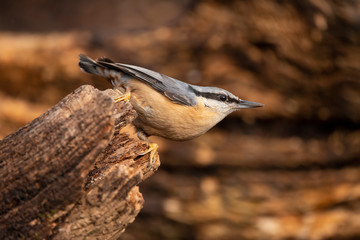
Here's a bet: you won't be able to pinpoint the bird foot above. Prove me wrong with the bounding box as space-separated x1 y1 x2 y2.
114 89 131 103
139 143 159 172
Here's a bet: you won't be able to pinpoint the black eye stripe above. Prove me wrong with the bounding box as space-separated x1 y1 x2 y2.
225 96 239 103
192 89 240 104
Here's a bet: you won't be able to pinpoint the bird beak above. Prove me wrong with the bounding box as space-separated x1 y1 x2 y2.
237 99 264 109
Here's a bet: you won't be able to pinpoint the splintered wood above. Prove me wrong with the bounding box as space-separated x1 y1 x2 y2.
0 85 159 239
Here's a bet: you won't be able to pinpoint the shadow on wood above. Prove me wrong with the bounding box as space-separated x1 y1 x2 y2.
0 85 160 239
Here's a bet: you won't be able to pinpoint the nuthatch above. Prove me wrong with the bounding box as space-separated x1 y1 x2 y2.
79 54 264 168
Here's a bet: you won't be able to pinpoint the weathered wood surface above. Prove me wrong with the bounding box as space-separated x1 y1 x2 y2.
0 85 159 239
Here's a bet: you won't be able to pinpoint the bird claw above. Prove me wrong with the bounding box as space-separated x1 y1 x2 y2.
139 143 159 172
114 89 131 103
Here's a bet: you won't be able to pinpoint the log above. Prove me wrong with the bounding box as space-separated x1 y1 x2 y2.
0 85 160 239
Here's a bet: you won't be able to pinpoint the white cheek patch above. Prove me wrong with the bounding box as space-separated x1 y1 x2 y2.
201 98 218 109
201 97 232 114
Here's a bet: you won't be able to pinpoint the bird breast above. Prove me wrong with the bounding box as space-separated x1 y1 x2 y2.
127 80 225 141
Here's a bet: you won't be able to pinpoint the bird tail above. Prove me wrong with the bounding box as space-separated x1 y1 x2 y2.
79 54 107 75
79 54 126 88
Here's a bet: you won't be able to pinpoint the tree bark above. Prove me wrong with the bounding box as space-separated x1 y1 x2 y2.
0 85 159 239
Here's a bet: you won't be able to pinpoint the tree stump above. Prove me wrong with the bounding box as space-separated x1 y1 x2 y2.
0 85 160 239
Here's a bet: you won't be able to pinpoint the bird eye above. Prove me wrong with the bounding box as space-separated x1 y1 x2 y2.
219 94 227 101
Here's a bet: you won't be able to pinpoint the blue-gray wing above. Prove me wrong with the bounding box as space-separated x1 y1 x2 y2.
98 60 197 106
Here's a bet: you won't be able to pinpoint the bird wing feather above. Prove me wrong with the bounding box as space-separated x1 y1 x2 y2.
97 60 197 106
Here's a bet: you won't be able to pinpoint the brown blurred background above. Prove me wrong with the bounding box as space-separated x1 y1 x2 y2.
1 0 360 239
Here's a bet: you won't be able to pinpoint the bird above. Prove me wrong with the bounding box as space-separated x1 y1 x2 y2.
79 54 264 169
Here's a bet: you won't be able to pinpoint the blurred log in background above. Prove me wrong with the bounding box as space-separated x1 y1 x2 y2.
0 0 360 239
